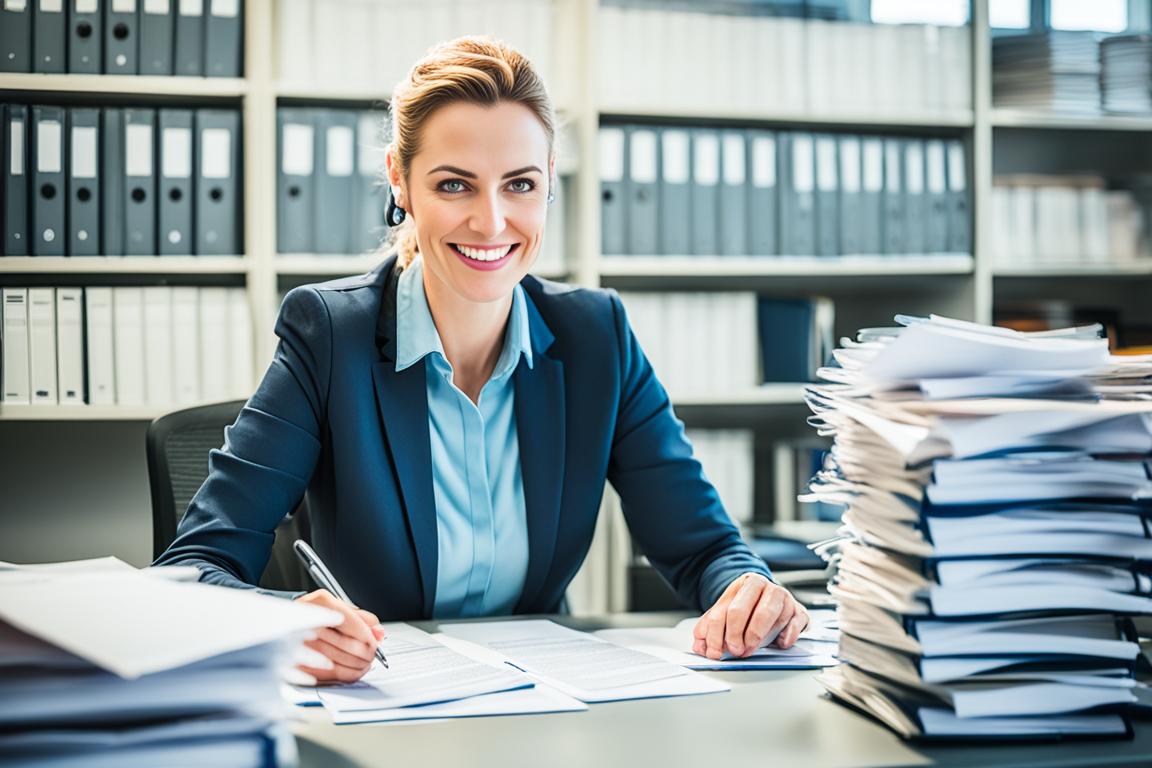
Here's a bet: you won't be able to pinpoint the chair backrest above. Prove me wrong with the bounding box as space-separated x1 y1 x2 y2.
146 400 312 592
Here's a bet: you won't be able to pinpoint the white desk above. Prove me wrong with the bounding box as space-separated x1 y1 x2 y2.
294 613 1152 768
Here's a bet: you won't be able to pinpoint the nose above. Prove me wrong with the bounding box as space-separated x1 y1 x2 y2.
468 189 506 240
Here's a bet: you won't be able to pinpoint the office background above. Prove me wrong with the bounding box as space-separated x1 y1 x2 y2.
2 0 1151 614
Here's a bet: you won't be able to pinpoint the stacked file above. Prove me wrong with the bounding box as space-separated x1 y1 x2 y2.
1102 35 1152 115
802 314 1152 739
601 125 970 258
0 558 339 767
993 32 1103 114
1 286 253 407
989 177 1149 269
2 104 242 257
0 0 243 76
598 3 970 118
277 0 555 101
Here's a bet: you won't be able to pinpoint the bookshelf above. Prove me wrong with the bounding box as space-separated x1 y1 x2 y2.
3 0 1150 605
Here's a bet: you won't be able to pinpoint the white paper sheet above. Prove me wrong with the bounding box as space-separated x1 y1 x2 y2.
439 620 730 702
314 623 533 713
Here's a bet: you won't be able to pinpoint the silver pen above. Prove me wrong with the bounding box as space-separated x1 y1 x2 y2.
293 539 388 669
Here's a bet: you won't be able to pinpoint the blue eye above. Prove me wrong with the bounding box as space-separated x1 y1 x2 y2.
508 179 536 193
438 179 468 194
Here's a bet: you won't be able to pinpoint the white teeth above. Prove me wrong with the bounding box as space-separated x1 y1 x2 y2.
455 244 512 262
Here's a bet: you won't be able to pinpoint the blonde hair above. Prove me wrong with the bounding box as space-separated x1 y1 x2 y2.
386 36 557 268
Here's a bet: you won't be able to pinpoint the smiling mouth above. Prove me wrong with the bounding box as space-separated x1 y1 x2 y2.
450 243 519 262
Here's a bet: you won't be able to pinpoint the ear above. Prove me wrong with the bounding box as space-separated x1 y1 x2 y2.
384 145 406 205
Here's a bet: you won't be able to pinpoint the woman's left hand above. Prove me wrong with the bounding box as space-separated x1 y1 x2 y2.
691 572 809 660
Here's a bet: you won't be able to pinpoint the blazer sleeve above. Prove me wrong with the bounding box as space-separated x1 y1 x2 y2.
604 291 771 611
152 286 332 598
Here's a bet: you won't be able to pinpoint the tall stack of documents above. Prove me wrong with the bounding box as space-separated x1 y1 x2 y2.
1101 35 1152 115
0 558 339 766
802 315 1152 740
0 0 243 76
993 32 1103 114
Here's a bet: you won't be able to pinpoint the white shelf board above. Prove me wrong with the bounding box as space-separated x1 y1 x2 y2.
0 257 250 274
275 255 384 275
274 83 389 103
0 404 168 421
599 255 975 278
599 105 975 129
990 109 1152 132
671 385 807 407
992 262 1152 278
0 73 247 97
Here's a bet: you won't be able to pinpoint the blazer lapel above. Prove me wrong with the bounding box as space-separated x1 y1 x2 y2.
373 258 438 617
514 290 565 612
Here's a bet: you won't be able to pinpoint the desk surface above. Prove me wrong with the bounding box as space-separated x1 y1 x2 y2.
293 613 1152 768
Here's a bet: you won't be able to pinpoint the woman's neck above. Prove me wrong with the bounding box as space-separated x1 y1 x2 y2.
421 263 512 404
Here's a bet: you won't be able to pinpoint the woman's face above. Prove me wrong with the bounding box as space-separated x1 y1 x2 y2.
394 101 552 306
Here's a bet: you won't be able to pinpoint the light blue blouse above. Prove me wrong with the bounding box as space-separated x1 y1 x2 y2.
394 258 531 618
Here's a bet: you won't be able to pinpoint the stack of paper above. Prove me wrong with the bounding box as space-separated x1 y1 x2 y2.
993 32 1103 114
0 558 340 767
1102 35 1152 114
802 315 1152 740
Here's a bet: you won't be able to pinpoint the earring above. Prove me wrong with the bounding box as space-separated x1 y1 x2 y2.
547 178 557 206
386 188 407 226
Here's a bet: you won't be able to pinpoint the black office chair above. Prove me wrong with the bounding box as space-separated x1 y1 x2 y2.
146 399 312 592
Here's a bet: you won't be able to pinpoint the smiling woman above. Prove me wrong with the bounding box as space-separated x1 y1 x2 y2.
154 36 806 686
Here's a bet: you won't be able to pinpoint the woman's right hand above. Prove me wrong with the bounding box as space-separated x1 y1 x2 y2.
294 589 387 683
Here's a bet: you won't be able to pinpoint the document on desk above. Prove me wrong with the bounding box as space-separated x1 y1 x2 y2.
440 620 730 703
594 613 840 671
314 623 534 713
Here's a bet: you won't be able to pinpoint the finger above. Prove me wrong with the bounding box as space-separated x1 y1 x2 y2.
691 616 709 656
776 605 811 649
356 608 382 629
762 596 795 649
305 637 372 670
314 596 377 647
742 587 788 653
315 626 375 663
297 661 369 684
704 604 731 660
724 578 767 656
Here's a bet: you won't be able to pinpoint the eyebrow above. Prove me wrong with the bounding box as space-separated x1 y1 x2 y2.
427 164 544 179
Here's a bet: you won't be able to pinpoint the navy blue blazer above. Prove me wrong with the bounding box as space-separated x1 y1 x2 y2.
156 255 769 619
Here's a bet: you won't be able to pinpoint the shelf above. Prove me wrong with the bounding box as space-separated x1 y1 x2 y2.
671 385 807 407
992 262 1152 278
599 255 975 278
0 74 248 98
990 109 1152 132
0 257 250 275
599 106 975 130
0 404 168 421
275 84 389 104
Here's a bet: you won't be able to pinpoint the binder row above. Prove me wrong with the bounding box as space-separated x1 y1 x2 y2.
2 104 241 257
276 107 387 255
684 428 754 528
277 0 553 97
601 125 970 258
599 7 971 117
1 285 253 407
0 0 242 77
989 180 1150 269
620 292 835 396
